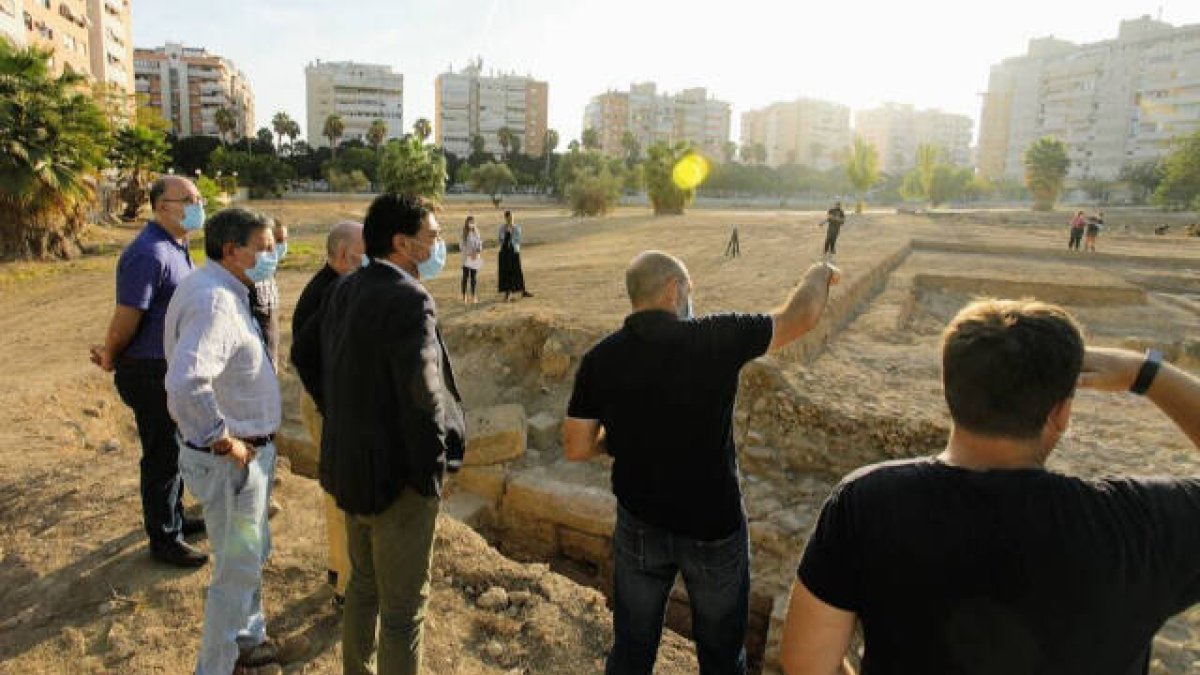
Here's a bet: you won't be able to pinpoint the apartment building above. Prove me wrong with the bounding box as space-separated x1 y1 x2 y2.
978 16 1200 181
134 43 255 140
306 60 404 148
5 0 133 92
582 82 731 160
854 103 973 174
739 98 851 169
434 59 548 158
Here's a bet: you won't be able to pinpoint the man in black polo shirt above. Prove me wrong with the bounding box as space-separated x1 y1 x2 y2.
564 250 840 675
780 300 1200 675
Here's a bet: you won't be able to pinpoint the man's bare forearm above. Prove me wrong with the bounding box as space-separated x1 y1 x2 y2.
770 263 838 351
1146 361 1200 449
104 305 144 360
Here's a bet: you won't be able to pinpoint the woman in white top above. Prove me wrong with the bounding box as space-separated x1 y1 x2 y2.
460 215 483 305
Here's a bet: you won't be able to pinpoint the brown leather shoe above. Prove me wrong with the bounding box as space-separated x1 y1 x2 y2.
237 635 310 667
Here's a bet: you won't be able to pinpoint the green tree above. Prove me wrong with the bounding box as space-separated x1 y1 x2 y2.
915 143 944 201
111 124 170 220
0 43 111 259
1023 136 1070 211
469 162 516 208
621 131 641 165
644 141 697 215
213 106 237 146
845 136 880 213
323 113 345 157
413 117 432 143
327 168 370 193
567 166 623 216
284 119 301 153
1152 130 1200 210
255 127 275 153
366 119 388 152
543 128 560 187
208 147 295 198
377 135 446 200
271 111 294 154
497 127 515 161
1119 160 1163 205
722 141 737 164
582 127 601 151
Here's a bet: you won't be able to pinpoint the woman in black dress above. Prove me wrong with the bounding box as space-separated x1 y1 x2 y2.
497 210 532 301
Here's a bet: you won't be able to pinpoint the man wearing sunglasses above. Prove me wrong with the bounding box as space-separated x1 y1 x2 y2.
90 175 207 568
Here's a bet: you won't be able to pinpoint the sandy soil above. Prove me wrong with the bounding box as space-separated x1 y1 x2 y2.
2 199 1199 673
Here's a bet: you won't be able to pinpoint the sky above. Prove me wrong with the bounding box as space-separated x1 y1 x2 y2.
134 0 1200 148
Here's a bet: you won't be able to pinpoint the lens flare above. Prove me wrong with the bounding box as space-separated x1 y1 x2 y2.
672 153 710 191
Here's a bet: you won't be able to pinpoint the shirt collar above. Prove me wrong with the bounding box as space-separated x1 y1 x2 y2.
205 259 251 303
147 220 189 253
374 257 417 283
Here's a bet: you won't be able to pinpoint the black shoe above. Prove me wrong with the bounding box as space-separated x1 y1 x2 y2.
151 540 208 568
521 291 533 298
182 517 206 537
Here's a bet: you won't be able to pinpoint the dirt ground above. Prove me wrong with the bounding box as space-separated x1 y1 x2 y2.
2 198 1199 674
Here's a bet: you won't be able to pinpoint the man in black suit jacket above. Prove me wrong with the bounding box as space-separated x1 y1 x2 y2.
293 193 465 675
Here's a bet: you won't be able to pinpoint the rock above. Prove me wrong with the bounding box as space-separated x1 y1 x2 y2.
83 407 101 418
502 467 616 537
539 335 572 379
526 412 561 450
559 528 610 566
465 404 527 466
508 590 534 607
100 439 121 453
455 465 508 506
105 622 135 659
444 492 490 529
485 639 505 659
477 586 510 611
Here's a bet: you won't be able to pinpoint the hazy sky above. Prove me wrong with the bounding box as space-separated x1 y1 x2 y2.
134 0 1200 147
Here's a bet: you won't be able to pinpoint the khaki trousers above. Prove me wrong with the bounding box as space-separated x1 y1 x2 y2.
301 392 351 596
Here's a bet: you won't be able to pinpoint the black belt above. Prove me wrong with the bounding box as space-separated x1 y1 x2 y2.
182 434 275 453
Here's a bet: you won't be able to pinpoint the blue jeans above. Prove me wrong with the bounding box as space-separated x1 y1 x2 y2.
606 506 749 675
178 441 275 675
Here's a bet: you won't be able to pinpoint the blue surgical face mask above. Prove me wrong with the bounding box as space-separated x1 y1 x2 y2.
245 250 278 284
275 242 288 261
182 203 205 231
359 253 370 269
678 293 693 320
417 238 447 280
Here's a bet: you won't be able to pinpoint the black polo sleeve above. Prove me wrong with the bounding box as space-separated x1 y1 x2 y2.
567 350 601 420
698 313 774 368
798 481 862 612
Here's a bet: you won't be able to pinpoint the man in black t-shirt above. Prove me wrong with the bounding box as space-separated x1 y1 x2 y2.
819 202 846 260
565 250 840 675
781 299 1200 675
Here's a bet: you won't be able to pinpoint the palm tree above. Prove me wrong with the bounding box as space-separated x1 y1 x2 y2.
497 126 514 161
845 136 880 213
284 119 301 152
413 117 432 143
367 119 388 152
543 128 560 185
0 43 111 259
581 127 601 151
214 106 237 146
620 131 641 165
271 111 293 154
1024 137 1070 211
722 141 737 164
112 125 170 219
470 134 487 159
323 114 345 157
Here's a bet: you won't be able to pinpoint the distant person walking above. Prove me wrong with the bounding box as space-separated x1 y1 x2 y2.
819 202 846 261
1084 211 1104 252
461 215 483 305
1068 210 1086 251
498 210 532 301
89 175 206 568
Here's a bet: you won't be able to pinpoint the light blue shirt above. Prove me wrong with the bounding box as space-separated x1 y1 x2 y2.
164 260 281 447
498 222 522 252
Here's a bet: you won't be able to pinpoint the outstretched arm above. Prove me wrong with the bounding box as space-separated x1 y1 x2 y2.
1078 347 1200 448
769 263 840 351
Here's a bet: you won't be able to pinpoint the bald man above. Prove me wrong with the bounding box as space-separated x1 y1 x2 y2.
290 220 366 603
564 251 840 675
90 175 207 568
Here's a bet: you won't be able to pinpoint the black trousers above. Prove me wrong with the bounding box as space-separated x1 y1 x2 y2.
461 266 478 295
823 225 842 254
1068 229 1083 250
113 358 185 550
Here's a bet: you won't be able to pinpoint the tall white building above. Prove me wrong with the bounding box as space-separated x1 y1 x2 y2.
306 60 404 148
135 43 255 140
855 103 973 174
740 98 851 169
0 0 24 47
978 16 1200 181
434 59 548 158
582 82 731 160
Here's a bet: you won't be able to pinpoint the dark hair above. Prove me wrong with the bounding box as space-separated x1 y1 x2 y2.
363 194 430 259
204 207 272 261
149 178 168 210
941 299 1085 439
504 210 512 219
462 215 475 242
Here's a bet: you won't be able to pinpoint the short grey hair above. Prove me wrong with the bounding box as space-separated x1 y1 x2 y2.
625 250 689 305
204 207 272 260
326 220 363 258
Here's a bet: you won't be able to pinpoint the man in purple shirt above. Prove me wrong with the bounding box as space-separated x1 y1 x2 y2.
90 175 207 568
